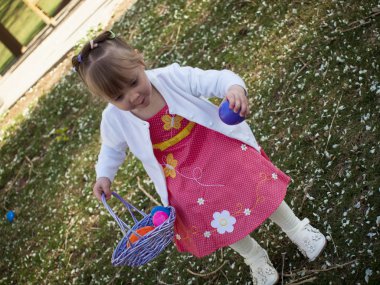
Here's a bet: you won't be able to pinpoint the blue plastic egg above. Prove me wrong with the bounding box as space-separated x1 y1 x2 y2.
150 206 171 216
218 100 245 125
6 210 15 222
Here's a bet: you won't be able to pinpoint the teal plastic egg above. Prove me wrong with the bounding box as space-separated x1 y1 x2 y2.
6 210 15 222
150 206 171 216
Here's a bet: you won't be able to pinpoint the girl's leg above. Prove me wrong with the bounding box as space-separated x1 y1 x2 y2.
230 235 279 285
269 201 327 261
268 201 301 236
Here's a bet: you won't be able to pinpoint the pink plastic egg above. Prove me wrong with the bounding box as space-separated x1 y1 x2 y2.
152 211 169 227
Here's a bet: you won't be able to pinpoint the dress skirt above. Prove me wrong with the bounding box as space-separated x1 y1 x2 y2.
147 105 291 258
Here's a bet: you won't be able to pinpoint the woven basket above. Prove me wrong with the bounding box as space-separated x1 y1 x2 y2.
102 192 176 267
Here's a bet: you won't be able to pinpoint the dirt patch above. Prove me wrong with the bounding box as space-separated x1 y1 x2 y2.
0 0 135 130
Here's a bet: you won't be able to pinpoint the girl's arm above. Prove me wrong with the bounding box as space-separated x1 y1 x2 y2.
171 64 249 116
94 143 126 201
170 63 247 98
93 109 128 201
95 143 126 182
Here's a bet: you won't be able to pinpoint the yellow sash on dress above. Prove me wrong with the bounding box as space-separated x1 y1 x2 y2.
153 122 196 151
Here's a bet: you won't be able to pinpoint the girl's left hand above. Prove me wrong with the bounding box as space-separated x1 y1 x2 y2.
224 85 250 117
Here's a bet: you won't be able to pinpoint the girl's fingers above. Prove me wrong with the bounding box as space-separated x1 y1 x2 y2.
93 184 111 202
233 96 241 113
227 96 235 109
243 97 250 116
227 94 241 113
93 186 102 201
226 90 249 115
240 103 247 117
104 188 112 200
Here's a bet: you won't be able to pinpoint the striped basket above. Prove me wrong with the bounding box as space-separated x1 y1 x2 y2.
102 192 176 267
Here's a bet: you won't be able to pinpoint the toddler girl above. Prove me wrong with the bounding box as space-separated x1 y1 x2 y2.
72 31 326 285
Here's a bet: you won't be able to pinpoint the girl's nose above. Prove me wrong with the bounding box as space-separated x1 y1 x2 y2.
130 92 140 104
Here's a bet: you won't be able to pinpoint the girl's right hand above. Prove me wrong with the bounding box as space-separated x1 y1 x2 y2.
93 177 112 202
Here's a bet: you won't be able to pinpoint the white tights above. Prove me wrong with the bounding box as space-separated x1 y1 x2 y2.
229 201 301 257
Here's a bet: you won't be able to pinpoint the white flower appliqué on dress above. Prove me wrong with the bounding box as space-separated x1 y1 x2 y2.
244 208 251 216
272 173 278 180
211 210 236 234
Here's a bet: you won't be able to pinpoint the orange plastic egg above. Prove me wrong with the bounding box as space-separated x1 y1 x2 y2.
127 226 155 248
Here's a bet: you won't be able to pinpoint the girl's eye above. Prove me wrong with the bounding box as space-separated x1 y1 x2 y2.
131 79 138 86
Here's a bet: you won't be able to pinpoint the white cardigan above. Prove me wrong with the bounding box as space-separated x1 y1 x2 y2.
95 63 261 206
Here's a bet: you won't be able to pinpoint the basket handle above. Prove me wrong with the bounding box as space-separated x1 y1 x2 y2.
101 192 148 236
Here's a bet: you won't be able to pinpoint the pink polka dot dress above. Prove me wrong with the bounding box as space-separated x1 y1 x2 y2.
147 104 291 258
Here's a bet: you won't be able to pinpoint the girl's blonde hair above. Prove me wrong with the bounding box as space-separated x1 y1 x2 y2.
72 31 145 100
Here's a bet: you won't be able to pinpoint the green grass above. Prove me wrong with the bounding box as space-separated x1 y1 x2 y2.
1 0 380 284
0 0 63 75
36 0 64 17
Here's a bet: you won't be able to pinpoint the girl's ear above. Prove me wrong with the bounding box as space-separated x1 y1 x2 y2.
134 49 143 58
134 48 144 55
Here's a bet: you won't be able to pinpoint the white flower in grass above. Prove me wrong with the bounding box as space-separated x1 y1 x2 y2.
211 210 236 234
197 198 205 205
241 144 247 151
204 231 211 238
272 173 278 180
244 208 251 216
175 234 181 240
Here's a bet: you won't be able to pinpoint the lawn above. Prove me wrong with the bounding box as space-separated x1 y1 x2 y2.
0 0 63 75
0 0 379 284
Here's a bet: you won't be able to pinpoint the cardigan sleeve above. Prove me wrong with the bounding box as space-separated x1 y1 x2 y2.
95 144 126 181
95 107 128 182
170 63 247 99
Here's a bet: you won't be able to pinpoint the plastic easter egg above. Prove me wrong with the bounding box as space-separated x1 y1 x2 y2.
150 206 171 216
6 210 15 222
152 211 169 227
127 226 155 248
218 100 245 125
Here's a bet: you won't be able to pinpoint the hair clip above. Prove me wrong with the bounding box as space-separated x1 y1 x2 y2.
90 40 99 49
77 54 83 63
109 30 116 39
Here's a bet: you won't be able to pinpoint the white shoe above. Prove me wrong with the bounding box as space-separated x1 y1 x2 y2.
244 248 279 285
288 218 327 261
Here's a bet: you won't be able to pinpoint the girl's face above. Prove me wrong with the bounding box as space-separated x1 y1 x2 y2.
108 65 153 112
